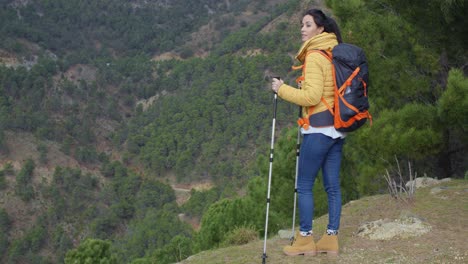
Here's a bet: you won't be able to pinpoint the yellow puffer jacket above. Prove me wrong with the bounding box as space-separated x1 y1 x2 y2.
278 32 338 121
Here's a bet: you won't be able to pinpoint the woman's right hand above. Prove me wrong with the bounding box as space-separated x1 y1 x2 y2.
271 78 284 93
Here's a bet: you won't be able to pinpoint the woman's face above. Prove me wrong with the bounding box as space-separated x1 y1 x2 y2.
301 15 324 42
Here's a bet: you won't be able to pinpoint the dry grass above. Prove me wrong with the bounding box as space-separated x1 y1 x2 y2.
383 158 416 204
180 180 468 264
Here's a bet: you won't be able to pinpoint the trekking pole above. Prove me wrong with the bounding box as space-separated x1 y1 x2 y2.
290 105 302 242
262 91 278 264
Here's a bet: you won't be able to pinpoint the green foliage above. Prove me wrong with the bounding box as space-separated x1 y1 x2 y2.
2 162 14 175
437 69 468 141
123 54 295 185
151 235 193 264
0 168 6 190
194 197 262 251
101 162 141 221
0 0 264 58
181 188 221 218
0 231 7 260
37 142 48 164
47 167 99 219
15 159 35 201
113 208 192 263
0 208 11 258
364 104 443 160
129 259 152 264
25 223 47 252
220 225 259 247
90 213 120 239
0 59 57 134
346 68 467 189
65 239 117 264
0 62 83 146
75 146 99 163
51 226 74 262
378 0 467 66
348 104 443 194
134 179 177 217
0 208 10 232
0 129 5 152
213 0 301 56
7 217 47 263
436 68 468 178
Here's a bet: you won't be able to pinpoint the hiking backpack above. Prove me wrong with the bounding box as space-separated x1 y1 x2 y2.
295 43 372 132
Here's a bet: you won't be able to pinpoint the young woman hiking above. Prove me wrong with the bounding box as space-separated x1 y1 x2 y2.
271 8 344 256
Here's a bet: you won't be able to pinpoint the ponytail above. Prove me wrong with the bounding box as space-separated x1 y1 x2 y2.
325 17 342 43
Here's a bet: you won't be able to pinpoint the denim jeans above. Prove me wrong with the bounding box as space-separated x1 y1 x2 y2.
297 133 344 232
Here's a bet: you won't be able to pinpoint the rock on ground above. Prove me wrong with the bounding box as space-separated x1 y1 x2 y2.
357 212 432 240
405 177 451 189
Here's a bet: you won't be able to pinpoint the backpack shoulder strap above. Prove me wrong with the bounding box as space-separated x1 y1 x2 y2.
315 50 335 116
317 49 333 62
291 49 331 83
293 49 336 128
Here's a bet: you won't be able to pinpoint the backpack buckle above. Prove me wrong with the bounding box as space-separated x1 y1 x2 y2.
297 117 310 130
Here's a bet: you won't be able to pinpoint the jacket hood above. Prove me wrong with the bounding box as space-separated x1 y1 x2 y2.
295 32 339 63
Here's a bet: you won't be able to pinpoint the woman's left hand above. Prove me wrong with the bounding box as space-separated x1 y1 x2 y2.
271 78 284 93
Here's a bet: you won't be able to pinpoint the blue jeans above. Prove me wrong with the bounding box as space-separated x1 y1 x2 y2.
297 133 344 232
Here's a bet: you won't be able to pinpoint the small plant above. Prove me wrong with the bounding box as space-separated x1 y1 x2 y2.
383 156 416 203
221 225 258 247
3 162 14 175
37 143 48 164
0 170 6 189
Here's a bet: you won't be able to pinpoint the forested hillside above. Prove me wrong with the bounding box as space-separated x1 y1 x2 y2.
0 0 467 263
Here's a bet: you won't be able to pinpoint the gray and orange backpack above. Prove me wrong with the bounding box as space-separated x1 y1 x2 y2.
294 43 372 132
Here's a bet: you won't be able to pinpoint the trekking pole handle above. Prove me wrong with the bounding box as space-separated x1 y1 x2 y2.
271 76 281 95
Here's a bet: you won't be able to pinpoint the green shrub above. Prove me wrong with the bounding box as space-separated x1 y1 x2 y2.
0 208 11 232
151 235 193 264
0 170 6 189
220 225 259 247
15 159 35 201
0 208 10 257
0 231 8 259
65 239 117 264
3 162 14 175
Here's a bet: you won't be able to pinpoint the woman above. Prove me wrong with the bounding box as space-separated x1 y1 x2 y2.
271 9 344 256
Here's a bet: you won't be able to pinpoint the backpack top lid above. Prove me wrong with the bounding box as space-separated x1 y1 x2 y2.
332 43 367 69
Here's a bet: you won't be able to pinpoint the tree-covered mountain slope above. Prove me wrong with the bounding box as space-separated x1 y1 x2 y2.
0 0 466 263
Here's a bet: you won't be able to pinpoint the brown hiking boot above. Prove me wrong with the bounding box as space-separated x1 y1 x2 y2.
316 233 339 256
283 233 317 256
